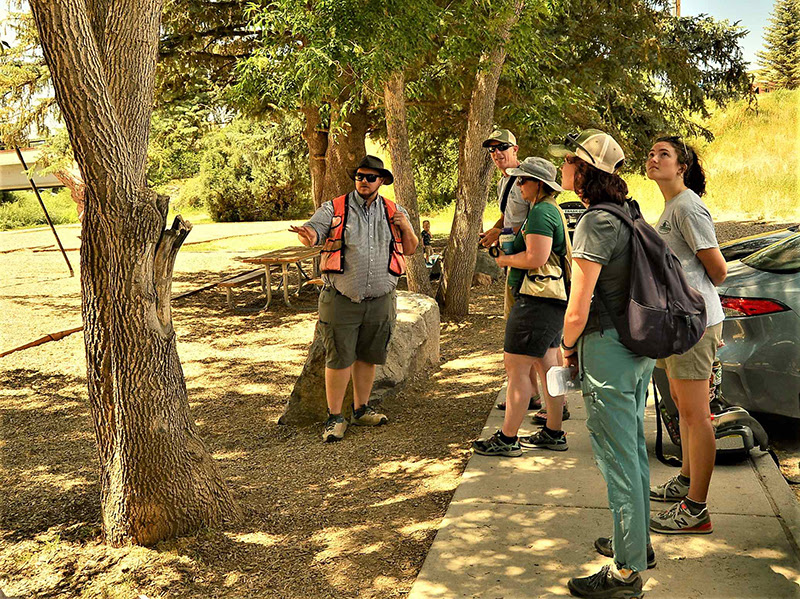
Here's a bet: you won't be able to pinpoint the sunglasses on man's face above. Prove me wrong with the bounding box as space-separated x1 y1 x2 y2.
486 143 513 154
355 173 381 182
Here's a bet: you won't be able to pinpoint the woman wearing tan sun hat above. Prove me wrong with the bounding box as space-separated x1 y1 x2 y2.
471 156 572 457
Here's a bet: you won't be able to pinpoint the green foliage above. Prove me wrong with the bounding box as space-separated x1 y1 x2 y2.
0 188 79 230
191 116 313 222
147 107 205 185
411 134 459 212
0 9 57 145
757 0 800 89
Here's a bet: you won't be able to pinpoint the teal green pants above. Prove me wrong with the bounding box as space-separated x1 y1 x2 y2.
579 329 656 573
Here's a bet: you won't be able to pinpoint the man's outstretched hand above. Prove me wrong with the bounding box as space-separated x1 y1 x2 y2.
290 225 316 247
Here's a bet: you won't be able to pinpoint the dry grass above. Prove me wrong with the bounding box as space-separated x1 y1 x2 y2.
0 226 505 599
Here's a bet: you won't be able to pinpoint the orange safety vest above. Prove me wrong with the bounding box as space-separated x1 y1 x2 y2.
320 194 407 276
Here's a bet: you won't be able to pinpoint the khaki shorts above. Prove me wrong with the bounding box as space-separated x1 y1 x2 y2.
656 322 723 380
317 287 396 369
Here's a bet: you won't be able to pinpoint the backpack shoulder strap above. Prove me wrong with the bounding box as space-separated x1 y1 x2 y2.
500 176 518 215
586 201 635 229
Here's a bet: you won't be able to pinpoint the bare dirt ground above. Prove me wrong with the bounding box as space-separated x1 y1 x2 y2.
1 219 798 598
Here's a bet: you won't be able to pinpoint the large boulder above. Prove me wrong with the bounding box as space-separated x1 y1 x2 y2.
279 291 440 425
474 249 503 280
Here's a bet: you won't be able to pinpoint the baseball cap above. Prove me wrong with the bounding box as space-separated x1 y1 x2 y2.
548 129 625 174
482 129 517 148
505 157 563 192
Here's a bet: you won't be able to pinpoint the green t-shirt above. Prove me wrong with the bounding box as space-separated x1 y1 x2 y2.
507 200 567 290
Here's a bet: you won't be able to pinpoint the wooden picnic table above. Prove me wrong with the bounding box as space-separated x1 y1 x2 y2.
241 245 322 309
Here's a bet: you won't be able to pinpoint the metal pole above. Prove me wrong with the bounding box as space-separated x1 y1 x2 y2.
15 147 74 277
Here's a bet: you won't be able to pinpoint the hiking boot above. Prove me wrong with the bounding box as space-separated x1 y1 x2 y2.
531 402 570 425
322 414 347 442
351 404 388 426
496 394 542 411
567 565 643 599
594 537 656 569
519 428 568 451
649 474 689 502
650 500 713 535
472 431 522 457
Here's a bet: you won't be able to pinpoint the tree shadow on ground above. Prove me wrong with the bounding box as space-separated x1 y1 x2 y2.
0 282 510 598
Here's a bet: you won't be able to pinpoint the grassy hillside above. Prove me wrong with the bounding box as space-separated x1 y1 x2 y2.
627 88 800 222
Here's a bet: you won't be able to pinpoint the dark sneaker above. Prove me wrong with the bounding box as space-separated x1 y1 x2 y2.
567 565 643 598
322 414 347 442
496 394 542 411
351 404 388 426
519 428 568 451
594 537 656 569
472 431 522 457
649 474 689 502
532 402 570 425
650 500 713 535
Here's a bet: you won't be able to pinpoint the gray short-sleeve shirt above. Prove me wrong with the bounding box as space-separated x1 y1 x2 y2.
656 189 724 327
571 207 633 335
498 174 528 229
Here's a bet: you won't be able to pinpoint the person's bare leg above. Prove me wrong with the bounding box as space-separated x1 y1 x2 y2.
351 360 377 409
668 379 691 479
326 366 352 414
502 352 536 437
671 378 715 502
530 367 540 399
538 347 565 430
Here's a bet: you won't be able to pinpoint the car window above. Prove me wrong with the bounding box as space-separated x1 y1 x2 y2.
742 232 800 273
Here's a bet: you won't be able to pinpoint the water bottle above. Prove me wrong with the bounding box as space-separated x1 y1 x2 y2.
499 227 515 254
546 366 578 396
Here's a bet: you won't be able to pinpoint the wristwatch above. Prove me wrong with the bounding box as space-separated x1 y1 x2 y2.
560 337 577 352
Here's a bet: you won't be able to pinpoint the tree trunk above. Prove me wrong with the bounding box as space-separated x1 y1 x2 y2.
321 102 368 201
301 105 328 209
384 71 433 297
30 0 240 547
439 1 524 317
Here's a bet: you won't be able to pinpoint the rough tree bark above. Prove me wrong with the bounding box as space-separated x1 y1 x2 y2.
30 0 240 546
439 1 524 317
384 71 433 296
301 105 328 209
321 102 369 200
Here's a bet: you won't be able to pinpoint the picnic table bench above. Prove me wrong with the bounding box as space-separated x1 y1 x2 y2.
223 245 321 311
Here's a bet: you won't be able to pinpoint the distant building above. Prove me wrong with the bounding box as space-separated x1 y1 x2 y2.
0 147 63 192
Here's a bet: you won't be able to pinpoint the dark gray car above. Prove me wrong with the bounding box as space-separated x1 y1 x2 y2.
717 231 800 419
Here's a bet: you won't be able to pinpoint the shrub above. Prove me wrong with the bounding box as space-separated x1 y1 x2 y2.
195 115 312 222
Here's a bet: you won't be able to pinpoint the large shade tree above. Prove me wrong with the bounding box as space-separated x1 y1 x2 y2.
28 0 240 546
757 0 800 89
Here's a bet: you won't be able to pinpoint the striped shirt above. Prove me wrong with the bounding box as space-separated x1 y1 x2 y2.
304 191 409 303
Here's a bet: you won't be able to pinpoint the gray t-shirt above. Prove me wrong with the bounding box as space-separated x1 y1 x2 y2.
571 207 633 335
656 189 724 327
497 174 528 229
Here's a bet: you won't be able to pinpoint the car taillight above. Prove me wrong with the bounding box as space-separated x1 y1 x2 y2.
720 296 790 317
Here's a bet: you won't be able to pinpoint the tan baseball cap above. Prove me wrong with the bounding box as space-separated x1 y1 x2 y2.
482 129 517 147
548 129 625 174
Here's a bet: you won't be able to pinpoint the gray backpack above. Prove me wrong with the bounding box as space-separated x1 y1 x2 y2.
587 199 707 359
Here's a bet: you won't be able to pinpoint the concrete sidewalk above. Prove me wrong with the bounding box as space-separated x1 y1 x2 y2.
409 386 800 598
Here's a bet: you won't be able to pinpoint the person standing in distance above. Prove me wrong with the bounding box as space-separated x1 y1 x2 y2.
291 155 419 442
647 137 727 535
479 129 543 413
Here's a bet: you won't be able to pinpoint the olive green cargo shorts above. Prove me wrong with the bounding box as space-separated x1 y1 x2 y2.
317 287 396 369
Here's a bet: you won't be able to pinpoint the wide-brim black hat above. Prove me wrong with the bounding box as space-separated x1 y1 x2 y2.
347 155 394 185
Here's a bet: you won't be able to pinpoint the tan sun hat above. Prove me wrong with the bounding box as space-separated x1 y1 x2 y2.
548 129 625 174
505 157 563 192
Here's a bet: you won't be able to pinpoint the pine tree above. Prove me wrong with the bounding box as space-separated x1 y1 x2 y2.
757 0 800 89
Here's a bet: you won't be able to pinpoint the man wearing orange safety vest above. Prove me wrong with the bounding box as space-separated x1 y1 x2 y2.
291 155 419 442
